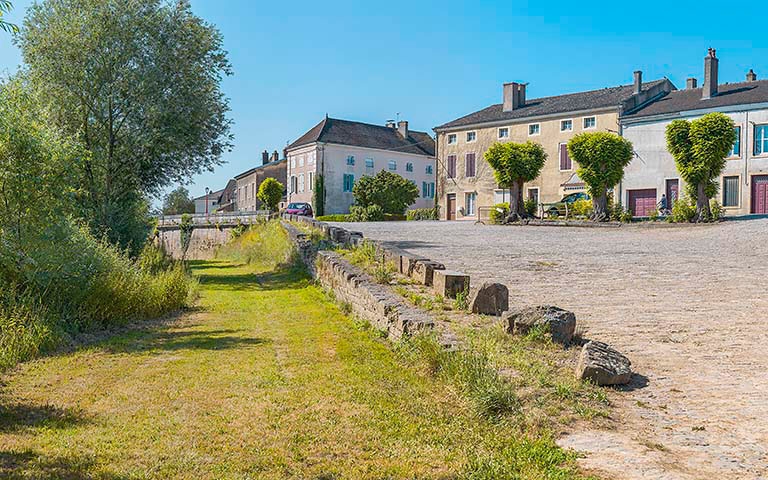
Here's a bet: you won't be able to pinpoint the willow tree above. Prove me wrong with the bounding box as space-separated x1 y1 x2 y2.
666 112 735 222
568 132 633 221
485 141 546 221
0 1 17 35
20 0 233 250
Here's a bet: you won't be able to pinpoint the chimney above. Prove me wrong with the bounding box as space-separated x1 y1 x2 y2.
271 150 279 163
634 71 643 94
703 48 719 99
686 78 698 89
385 120 396 128
397 120 409 138
747 69 757 82
262 150 269 165
502 82 527 112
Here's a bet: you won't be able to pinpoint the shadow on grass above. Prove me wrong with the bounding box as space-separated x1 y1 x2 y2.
0 403 90 433
0 450 128 479
196 266 310 293
102 328 270 354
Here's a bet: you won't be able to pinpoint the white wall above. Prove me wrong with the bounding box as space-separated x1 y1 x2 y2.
194 197 219 214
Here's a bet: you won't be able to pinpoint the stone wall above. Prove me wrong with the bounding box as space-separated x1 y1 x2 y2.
155 226 233 260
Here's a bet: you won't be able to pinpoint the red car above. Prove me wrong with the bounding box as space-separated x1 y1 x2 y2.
284 202 313 217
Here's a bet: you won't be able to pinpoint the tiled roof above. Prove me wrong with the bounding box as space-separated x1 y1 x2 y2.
435 80 669 130
623 80 768 119
234 158 287 180
287 117 435 157
193 189 224 201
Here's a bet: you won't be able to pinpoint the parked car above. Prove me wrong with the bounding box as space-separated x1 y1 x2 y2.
546 192 590 217
284 202 313 217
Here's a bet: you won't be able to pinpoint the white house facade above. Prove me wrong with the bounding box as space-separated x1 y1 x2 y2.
286 117 436 215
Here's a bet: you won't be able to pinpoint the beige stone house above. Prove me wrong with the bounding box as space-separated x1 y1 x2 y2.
234 150 287 212
433 74 674 220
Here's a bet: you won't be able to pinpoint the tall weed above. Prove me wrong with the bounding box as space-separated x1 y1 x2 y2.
216 220 295 270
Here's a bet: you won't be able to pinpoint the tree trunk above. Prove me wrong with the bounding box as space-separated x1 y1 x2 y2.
592 192 609 222
695 182 711 222
506 181 526 222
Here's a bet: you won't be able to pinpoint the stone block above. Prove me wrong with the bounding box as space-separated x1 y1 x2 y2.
576 341 632 386
433 270 470 299
503 305 576 345
469 282 509 316
399 253 430 275
410 260 445 286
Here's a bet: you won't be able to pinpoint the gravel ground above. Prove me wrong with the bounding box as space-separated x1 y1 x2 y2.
334 219 768 480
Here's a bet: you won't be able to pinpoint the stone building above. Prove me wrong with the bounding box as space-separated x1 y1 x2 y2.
286 116 436 215
234 150 287 212
622 49 768 216
433 74 674 220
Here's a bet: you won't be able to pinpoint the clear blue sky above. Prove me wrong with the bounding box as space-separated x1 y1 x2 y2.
2 0 766 203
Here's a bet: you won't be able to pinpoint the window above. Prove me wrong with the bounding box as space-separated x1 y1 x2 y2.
583 117 596 129
559 143 572 170
465 192 477 216
755 125 768 155
406 162 414 172
730 126 741 157
426 165 433 175
447 155 457 178
299 156 305 167
498 127 509 139
429 182 435 198
388 160 397 171
346 155 355 166
528 124 540 136
365 158 374 168
447 134 457 145
465 153 476 177
343 174 355 192
308 172 314 191
290 158 296 168
560 119 573 132
466 131 477 143
290 176 298 194
527 187 539 205
299 173 305 193
723 176 739 207
422 182 435 199
308 153 315 165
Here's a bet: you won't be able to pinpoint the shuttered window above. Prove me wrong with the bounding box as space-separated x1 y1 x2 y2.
343 174 354 192
754 125 768 155
723 176 739 207
465 153 476 177
447 155 457 178
559 144 572 171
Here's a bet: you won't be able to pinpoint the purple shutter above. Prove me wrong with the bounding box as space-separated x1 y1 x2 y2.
559 144 571 170
466 153 475 177
448 155 456 178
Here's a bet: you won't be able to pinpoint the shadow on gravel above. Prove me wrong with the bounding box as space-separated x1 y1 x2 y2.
617 373 650 392
0 403 90 433
0 450 128 479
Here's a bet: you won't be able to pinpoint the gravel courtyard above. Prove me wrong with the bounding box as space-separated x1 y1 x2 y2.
337 219 768 480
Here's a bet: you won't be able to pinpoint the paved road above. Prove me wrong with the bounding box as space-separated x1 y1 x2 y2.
336 219 768 480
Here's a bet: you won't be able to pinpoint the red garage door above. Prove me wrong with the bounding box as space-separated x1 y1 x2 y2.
752 176 768 214
628 189 657 217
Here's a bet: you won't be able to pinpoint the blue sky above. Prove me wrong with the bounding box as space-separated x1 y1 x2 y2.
2 0 766 202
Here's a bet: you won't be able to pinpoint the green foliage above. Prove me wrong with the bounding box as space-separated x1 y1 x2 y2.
257 177 284 212
0 0 18 34
710 199 724 221
312 174 325 217
524 197 538 217
136 242 174 275
352 170 419 215
20 0 233 249
349 204 385 222
648 208 660 222
485 142 546 217
162 186 196 215
347 241 395 284
316 214 351 222
669 195 696 223
568 132 634 220
570 199 593 218
489 203 510 224
179 214 195 259
216 220 296 271
666 112 735 221
454 285 470 311
406 206 439 221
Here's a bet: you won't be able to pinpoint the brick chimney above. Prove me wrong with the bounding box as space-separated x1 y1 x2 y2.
747 69 757 82
262 150 269 165
634 71 643 94
703 48 719 100
502 82 527 112
397 120 409 138
686 78 698 89
271 150 279 163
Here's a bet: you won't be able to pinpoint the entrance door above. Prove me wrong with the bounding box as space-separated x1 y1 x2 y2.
666 179 679 210
628 189 657 217
752 176 768 214
446 194 457 220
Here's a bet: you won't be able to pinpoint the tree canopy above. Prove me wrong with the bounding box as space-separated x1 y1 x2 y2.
666 112 735 221
257 178 284 212
485 141 546 220
352 170 419 215
0 1 17 35
568 132 634 221
19 0 232 248
162 187 196 216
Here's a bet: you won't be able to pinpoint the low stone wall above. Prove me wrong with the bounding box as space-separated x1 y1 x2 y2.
156 225 233 260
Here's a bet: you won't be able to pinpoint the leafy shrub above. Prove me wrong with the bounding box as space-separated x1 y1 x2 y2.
710 199 724 221
489 203 510 224
524 198 538 217
349 204 385 222
257 177 284 212
352 170 419 214
406 207 439 221
383 213 406 221
217 220 296 270
137 242 174 274
669 195 696 223
570 199 593 218
648 208 660 222
610 201 632 222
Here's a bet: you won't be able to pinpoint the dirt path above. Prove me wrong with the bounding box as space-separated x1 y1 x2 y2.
340 219 768 479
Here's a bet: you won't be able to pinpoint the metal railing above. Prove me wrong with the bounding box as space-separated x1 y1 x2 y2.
157 211 272 226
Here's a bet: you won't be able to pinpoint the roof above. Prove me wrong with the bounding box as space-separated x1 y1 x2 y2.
234 158 287 180
435 80 669 130
623 80 768 119
193 189 223 201
287 117 435 157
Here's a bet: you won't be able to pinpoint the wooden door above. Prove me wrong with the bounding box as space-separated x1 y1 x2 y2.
447 194 456 220
628 189 657 217
752 176 768 214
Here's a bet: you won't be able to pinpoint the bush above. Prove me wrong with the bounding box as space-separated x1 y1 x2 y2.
610 201 632 222
648 208 660 222
669 196 696 223
406 207 439 221
352 170 419 214
349 204 385 222
217 220 297 271
316 214 351 222
710 199 724 221
257 177 284 212
570 199 593 218
489 203 510 224
524 198 538 217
